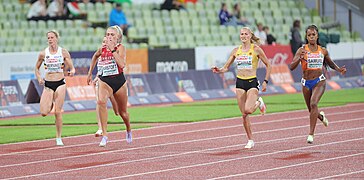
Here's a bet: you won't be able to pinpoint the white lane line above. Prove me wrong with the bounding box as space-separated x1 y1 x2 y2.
315 169 364 180
101 137 364 179
208 153 364 180
1 115 362 169
1 109 363 157
1 103 361 146
5 127 364 180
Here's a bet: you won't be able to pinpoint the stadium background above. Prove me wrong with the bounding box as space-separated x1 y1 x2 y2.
0 0 363 118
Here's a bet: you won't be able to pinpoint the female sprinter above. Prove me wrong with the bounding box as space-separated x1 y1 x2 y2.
290 24 346 144
34 30 75 146
212 27 271 149
88 37 129 140
87 26 132 147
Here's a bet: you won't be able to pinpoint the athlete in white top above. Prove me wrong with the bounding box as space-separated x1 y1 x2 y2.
35 30 75 146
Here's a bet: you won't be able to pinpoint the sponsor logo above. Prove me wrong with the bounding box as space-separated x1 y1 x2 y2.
156 61 188 72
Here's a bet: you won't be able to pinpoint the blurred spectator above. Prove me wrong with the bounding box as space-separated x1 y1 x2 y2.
160 0 185 11
263 26 276 45
47 0 67 20
232 3 249 26
254 23 267 45
109 3 129 38
290 19 303 54
219 2 234 26
27 0 48 21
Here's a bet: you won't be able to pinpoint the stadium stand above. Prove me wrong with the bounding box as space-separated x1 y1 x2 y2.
0 0 362 52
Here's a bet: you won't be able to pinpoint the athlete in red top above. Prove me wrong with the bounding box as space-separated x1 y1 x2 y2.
290 25 346 144
87 26 132 147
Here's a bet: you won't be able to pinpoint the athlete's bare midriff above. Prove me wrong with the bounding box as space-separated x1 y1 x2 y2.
302 69 323 80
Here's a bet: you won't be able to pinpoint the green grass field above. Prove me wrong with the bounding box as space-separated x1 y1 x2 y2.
0 88 363 144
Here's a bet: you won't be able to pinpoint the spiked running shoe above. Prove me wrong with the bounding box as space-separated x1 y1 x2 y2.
95 129 103 137
56 138 64 146
99 136 108 147
258 97 266 115
307 135 314 144
320 111 329 127
244 140 255 149
126 131 132 143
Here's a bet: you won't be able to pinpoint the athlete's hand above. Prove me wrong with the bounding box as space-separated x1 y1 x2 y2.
38 78 44 86
106 37 117 51
87 74 93 85
261 81 267 92
299 49 308 59
68 68 75 77
211 66 220 73
92 77 99 86
339 65 346 75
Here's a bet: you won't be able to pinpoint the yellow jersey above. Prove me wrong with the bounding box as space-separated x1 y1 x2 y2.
235 44 259 79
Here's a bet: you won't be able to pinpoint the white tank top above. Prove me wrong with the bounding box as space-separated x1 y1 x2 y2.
44 47 64 73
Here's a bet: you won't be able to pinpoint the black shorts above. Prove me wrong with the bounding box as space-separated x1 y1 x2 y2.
99 73 126 94
236 77 260 91
44 79 66 92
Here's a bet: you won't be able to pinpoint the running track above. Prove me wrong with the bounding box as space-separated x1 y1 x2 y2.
0 103 363 179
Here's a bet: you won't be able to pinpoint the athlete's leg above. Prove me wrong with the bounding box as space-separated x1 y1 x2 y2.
53 84 66 139
113 83 131 132
244 88 259 115
109 95 119 116
309 81 326 135
94 80 102 135
39 88 54 117
97 80 113 138
236 89 252 140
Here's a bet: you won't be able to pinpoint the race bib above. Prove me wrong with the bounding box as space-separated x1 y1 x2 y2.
236 55 253 69
44 57 64 73
307 52 324 69
100 60 119 76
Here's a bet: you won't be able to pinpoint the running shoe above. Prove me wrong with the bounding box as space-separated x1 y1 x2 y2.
307 135 314 144
258 97 266 115
244 140 255 149
95 129 103 137
320 111 329 127
99 136 108 147
56 138 64 146
126 131 132 143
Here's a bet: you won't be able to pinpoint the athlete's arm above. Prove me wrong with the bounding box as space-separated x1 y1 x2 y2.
322 48 346 75
87 48 102 85
256 46 271 92
35 50 45 85
113 44 126 69
211 48 237 73
62 49 75 77
290 47 305 71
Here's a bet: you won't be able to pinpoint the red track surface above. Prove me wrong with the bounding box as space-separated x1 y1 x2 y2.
0 103 363 180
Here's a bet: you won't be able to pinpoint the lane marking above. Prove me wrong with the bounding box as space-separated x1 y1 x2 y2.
1 115 362 169
4 127 364 180
316 169 364 180
1 109 363 157
102 137 364 179
1 103 361 147
208 154 364 179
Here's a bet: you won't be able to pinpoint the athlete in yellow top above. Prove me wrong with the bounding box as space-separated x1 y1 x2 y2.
290 25 346 144
212 27 271 149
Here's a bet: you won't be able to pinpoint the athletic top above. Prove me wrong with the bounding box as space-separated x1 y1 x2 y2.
98 44 124 77
43 47 64 73
235 44 259 70
301 44 324 71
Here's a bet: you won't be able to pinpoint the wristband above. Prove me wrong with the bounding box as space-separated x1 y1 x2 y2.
264 79 269 84
111 46 117 53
